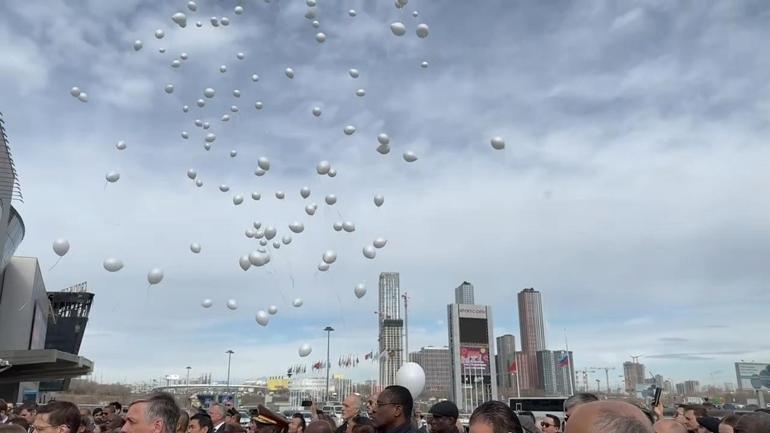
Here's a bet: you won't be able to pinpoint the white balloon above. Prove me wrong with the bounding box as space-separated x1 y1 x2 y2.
300 186 311 198
344 125 356 135
403 151 418 162
490 136 505 150
233 194 244 205
164 84 174 94
197 99 206 107
233 89 241 97
305 9 316 19
255 168 266 176
103 257 123 272
305 203 317 216
298 343 312 357
70 86 81 97
172 12 187 27
246 229 256 238
413 10 419 17
312 20 320 28
116 140 127 150
187 168 197 179
251 74 260 81
363 245 376 259
239 255 251 271
251 192 261 200
312 106 322 117
236 52 245 60
268 305 278 315
390 22 406 36
201 298 213 308
259 239 268 247
194 119 203 127
210 17 220 26
421 61 429 68
253 221 262 230
373 238 388 249
219 65 227 73
222 115 230 122
172 59 182 68
325 194 337 205
203 87 216 98
205 133 216 143
195 179 203 187
234 5 244 14
219 184 230 192
105 171 120 183
182 104 189 112
255 101 264 110
190 243 202 253
333 222 343 232
254 229 264 239
275 191 285 199
316 160 331 175
318 263 329 272
355 88 366 97
181 131 189 139
147 268 164 285
249 251 270 267
289 222 305 233
322 250 337 264
285 68 295 79
377 133 390 145
377 143 391 154
292 298 303 307
348 68 359 78
155 29 165 39
348 9 357 16
354 283 366 299
133 40 143 51
180 52 188 60
282 235 292 245
202 121 210 129
306 0 316 6
264 226 277 240
257 157 270 171
342 221 356 232
328 168 337 177
315 32 326 43
159 47 166 53
77 92 88 102
187 1 197 11
220 17 230 26
416 23 429 38
255 310 270 326
374 194 385 207
396 0 409 6
227 299 238 310
52 238 70 256
396 362 426 398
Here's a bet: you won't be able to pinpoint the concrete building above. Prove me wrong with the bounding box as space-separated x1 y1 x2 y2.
448 298 497 411
455 281 475 305
378 272 403 387
675 383 685 395
518 288 546 390
496 335 516 391
684 380 700 395
513 351 531 391
409 346 450 397
623 362 646 392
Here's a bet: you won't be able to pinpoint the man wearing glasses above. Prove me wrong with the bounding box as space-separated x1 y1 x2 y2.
539 415 559 433
371 386 415 433
32 402 81 433
427 401 460 433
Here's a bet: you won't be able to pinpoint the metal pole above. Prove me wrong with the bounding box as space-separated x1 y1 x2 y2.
403 293 409 364
324 326 334 402
186 366 191 399
605 368 610 394
226 350 234 394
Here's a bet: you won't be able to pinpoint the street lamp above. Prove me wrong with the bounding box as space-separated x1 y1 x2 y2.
226 350 235 394
186 366 192 398
324 326 334 402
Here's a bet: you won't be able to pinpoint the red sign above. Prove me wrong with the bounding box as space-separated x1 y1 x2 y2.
460 346 490 370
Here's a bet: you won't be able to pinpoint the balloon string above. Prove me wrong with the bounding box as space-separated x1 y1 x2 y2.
49 256 62 270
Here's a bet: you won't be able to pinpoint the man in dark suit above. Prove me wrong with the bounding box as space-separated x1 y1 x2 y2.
207 405 227 433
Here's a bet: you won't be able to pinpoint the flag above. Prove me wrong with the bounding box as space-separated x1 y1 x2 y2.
558 354 570 368
508 361 517 374
364 351 373 360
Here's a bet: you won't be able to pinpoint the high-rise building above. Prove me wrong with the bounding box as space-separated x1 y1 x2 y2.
623 361 646 392
675 383 685 395
496 335 516 391
409 346 451 397
448 295 498 411
378 272 403 387
455 281 475 305
513 351 531 391
517 288 546 390
536 350 557 395
551 350 575 395
684 380 700 395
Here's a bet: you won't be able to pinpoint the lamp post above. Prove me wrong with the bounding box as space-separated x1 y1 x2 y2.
186 366 191 398
324 326 334 402
226 350 235 394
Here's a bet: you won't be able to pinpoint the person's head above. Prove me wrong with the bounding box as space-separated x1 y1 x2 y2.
0 400 8 418
0 425 27 433
78 416 95 433
674 407 686 426
288 414 305 433
366 393 380 417
563 401 652 433
111 405 123 414
372 386 413 429
177 412 190 433
188 414 213 433
207 406 225 426
683 407 707 433
718 414 740 433
35 401 82 433
351 425 374 433
428 401 459 433
469 401 522 433
19 404 37 423
563 393 598 426
9 418 29 430
540 415 560 433
304 421 332 433
121 393 181 433
696 417 720 433
342 395 362 422
654 419 687 433
734 412 770 433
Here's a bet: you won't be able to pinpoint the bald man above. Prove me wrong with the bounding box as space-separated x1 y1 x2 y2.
564 401 652 433
654 419 687 433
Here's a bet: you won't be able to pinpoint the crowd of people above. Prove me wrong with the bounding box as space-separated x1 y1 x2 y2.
1 388 769 433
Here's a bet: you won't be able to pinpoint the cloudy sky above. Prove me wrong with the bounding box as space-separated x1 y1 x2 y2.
2 0 769 390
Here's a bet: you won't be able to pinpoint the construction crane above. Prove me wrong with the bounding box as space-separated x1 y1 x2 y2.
589 366 616 393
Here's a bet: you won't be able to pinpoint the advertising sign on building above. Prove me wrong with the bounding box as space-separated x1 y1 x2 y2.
461 346 490 373
735 362 770 390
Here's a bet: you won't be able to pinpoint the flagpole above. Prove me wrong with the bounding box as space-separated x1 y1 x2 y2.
516 369 520 398
565 329 574 396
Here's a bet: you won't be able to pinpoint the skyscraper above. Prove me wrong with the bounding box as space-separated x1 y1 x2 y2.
455 281 475 305
379 272 403 387
409 347 451 397
623 361 646 392
496 335 516 391
518 288 546 390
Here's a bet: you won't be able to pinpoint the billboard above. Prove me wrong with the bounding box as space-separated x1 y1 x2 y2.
459 317 489 344
735 362 770 390
461 346 490 374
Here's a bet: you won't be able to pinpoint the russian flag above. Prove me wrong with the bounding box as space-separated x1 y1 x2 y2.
558 354 570 368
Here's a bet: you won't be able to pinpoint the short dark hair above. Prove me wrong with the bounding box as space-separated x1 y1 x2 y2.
720 414 740 428
131 393 180 433
384 385 413 422
735 412 770 433
544 414 561 429
351 416 370 427
683 405 707 418
8 419 29 429
0 425 27 433
470 401 523 433
351 425 375 433
92 408 103 417
306 420 333 433
291 413 307 431
38 401 82 433
564 393 599 413
593 409 652 433
110 403 122 412
0 399 8 413
191 414 214 433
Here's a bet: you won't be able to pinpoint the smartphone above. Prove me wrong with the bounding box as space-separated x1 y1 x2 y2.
301 400 312 407
652 387 662 407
